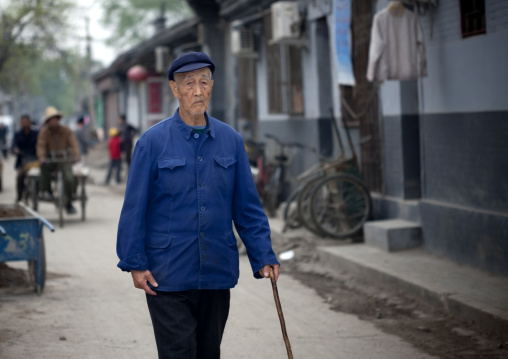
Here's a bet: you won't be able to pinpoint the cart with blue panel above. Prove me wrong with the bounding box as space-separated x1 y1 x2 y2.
0 203 54 294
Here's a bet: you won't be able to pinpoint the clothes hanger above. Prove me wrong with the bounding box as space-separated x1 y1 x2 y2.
387 1 405 16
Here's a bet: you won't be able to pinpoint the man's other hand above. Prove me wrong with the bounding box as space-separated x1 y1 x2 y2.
259 264 280 281
131 270 159 296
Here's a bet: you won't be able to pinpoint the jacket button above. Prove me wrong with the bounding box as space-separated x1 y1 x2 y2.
200 232 205 237
200 206 206 211
199 182 205 187
194 133 199 139
197 156 203 161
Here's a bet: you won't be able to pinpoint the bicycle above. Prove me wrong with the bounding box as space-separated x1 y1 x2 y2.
310 172 371 239
263 133 305 218
282 108 372 239
282 154 358 235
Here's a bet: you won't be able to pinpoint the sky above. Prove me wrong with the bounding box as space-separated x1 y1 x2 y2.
73 0 117 67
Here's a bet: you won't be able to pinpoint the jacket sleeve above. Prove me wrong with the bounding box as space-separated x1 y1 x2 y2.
116 139 154 271
232 135 279 279
36 127 47 160
67 129 81 158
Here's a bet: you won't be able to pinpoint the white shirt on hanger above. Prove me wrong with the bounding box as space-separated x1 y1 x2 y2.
367 5 427 82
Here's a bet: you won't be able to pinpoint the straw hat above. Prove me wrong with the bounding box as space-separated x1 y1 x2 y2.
109 127 119 137
43 106 63 123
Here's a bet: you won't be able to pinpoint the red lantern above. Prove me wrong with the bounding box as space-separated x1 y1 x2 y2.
127 65 148 82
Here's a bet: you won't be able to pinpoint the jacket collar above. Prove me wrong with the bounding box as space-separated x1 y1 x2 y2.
173 108 216 139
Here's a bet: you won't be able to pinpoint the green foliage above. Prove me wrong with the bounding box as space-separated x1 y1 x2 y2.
0 0 80 114
101 0 193 50
0 0 74 74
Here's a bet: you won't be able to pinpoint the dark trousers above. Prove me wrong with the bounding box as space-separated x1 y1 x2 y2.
146 289 230 359
16 168 27 202
105 159 121 184
40 163 75 206
123 142 133 169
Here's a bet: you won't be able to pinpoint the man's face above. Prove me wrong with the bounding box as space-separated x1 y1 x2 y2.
170 67 214 117
21 117 31 131
48 117 60 129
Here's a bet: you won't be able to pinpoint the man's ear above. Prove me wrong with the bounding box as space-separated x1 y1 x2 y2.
169 80 178 98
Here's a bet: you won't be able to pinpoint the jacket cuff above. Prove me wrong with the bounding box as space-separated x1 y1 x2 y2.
117 253 148 272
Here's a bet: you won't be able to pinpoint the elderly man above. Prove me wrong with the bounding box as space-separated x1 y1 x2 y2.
36 106 80 214
116 52 280 359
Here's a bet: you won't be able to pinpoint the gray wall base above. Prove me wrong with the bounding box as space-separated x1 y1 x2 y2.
420 200 508 277
365 219 422 252
371 193 421 223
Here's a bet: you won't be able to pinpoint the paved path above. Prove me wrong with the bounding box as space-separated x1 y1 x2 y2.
0 152 436 358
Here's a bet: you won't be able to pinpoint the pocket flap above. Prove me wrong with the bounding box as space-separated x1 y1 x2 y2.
214 156 236 169
146 235 173 249
158 158 186 170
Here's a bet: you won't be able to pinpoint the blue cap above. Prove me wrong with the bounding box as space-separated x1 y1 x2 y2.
167 52 215 81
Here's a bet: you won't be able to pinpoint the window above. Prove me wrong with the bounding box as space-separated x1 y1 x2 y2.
264 13 304 115
460 0 486 38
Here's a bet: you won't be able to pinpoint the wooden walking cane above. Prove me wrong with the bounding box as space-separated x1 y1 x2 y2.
269 267 294 359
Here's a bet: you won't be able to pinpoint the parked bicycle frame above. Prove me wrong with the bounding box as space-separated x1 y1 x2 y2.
262 133 305 217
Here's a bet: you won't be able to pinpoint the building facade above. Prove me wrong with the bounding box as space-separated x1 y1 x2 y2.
93 0 508 277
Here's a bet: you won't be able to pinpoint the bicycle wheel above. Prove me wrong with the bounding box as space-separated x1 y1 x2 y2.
310 174 371 239
282 188 302 232
297 176 327 236
266 166 282 218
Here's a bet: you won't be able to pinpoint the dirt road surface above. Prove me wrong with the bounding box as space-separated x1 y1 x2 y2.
0 150 441 359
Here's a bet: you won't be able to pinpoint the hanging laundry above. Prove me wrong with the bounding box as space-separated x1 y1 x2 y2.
366 2 427 82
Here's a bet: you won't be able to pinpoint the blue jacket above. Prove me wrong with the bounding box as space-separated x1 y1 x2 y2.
116 109 279 291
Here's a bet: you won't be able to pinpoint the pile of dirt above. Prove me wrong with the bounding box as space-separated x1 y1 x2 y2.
0 207 25 218
0 263 29 288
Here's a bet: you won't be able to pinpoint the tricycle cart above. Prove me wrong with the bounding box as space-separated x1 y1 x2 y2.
0 203 55 294
25 150 89 228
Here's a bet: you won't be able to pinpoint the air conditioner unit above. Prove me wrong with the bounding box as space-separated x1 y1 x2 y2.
270 1 300 44
231 26 257 57
155 46 170 73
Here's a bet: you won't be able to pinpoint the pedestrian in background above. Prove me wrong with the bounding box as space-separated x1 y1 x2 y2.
105 127 121 185
118 114 136 169
12 114 38 202
74 115 92 167
0 122 9 159
116 52 279 359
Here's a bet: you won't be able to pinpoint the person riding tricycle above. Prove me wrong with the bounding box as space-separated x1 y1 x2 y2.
36 106 81 215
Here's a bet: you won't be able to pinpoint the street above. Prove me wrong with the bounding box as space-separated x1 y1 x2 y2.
0 148 438 358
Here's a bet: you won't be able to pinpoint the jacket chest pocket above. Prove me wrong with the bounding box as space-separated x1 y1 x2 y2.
157 158 187 194
213 156 236 189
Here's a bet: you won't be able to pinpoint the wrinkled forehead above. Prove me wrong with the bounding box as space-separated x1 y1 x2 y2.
178 67 212 81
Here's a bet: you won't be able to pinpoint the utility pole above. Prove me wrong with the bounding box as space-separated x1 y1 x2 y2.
85 17 96 130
